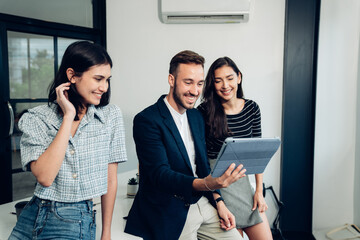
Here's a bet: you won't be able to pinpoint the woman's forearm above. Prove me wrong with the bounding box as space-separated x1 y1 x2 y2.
30 116 73 187
254 173 264 192
101 163 118 240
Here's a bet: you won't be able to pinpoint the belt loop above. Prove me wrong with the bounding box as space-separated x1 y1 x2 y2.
86 200 93 211
51 200 56 211
28 195 37 205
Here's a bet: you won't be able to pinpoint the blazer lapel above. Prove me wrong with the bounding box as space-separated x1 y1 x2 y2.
187 110 206 177
157 95 193 173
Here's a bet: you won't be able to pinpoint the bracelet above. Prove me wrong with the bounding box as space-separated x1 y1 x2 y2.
204 177 215 192
215 196 225 204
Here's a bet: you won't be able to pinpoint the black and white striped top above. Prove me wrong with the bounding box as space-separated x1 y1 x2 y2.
198 99 262 159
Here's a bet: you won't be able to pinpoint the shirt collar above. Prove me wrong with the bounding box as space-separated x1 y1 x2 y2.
163 96 187 124
87 104 105 124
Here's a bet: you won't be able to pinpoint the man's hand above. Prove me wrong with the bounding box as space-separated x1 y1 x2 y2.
192 163 246 191
205 163 246 190
216 201 236 231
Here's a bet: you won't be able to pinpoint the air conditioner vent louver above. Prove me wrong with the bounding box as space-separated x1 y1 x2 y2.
160 0 250 24
167 14 245 23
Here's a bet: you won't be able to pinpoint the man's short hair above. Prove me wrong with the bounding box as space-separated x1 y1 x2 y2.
169 50 205 77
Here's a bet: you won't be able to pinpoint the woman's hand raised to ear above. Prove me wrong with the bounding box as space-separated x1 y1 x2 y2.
56 82 76 120
193 163 246 191
31 82 78 187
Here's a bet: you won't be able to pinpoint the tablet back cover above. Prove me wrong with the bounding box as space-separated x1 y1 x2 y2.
211 137 280 177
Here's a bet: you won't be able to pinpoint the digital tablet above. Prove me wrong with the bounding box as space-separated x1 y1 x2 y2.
211 137 281 177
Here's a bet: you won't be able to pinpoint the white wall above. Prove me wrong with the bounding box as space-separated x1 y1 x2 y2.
106 0 285 195
313 0 360 231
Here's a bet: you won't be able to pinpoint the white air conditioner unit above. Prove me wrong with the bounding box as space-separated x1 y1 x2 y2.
159 0 250 24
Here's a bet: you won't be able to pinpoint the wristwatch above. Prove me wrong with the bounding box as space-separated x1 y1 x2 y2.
215 196 224 203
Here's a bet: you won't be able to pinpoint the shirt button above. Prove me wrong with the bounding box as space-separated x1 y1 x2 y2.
72 173 77 179
70 149 75 155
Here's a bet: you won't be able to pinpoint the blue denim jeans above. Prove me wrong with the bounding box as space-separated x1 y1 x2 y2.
8 196 96 240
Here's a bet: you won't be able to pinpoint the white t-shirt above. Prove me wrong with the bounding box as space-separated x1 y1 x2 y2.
164 97 197 177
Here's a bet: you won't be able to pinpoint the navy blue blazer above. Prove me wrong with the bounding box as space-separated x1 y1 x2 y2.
124 95 216 240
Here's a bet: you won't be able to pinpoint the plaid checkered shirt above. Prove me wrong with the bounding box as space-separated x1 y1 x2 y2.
19 103 127 202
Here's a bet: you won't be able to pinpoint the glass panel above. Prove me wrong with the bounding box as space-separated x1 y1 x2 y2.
57 38 83 67
0 0 93 28
11 102 44 201
8 31 54 99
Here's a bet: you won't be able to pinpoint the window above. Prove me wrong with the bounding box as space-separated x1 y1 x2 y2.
8 32 54 99
0 0 93 28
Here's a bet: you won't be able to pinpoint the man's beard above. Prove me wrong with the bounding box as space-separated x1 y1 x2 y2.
173 79 197 110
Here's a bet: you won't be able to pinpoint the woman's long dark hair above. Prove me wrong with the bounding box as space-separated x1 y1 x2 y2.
48 41 112 120
201 57 243 138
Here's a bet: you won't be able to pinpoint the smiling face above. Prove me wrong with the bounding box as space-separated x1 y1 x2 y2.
167 63 204 114
213 65 241 103
69 64 111 106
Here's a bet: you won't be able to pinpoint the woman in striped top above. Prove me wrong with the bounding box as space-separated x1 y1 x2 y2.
198 57 272 240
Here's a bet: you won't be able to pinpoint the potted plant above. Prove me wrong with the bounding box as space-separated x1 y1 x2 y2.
127 177 138 197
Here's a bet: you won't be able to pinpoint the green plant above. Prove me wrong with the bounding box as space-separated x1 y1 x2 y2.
128 177 138 185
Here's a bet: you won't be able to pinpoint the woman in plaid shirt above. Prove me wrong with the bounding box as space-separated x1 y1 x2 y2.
9 41 127 240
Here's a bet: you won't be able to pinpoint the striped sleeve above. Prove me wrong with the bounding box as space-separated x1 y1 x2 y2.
251 101 262 137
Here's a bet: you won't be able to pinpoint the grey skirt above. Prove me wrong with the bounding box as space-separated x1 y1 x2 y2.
209 158 262 229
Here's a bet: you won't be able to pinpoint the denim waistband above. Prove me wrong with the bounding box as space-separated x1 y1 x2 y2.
31 196 93 211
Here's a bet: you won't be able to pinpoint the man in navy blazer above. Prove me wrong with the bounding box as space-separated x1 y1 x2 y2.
124 50 245 240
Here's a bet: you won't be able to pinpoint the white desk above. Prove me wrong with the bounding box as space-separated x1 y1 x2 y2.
313 228 340 240
313 229 328 240
0 170 142 240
